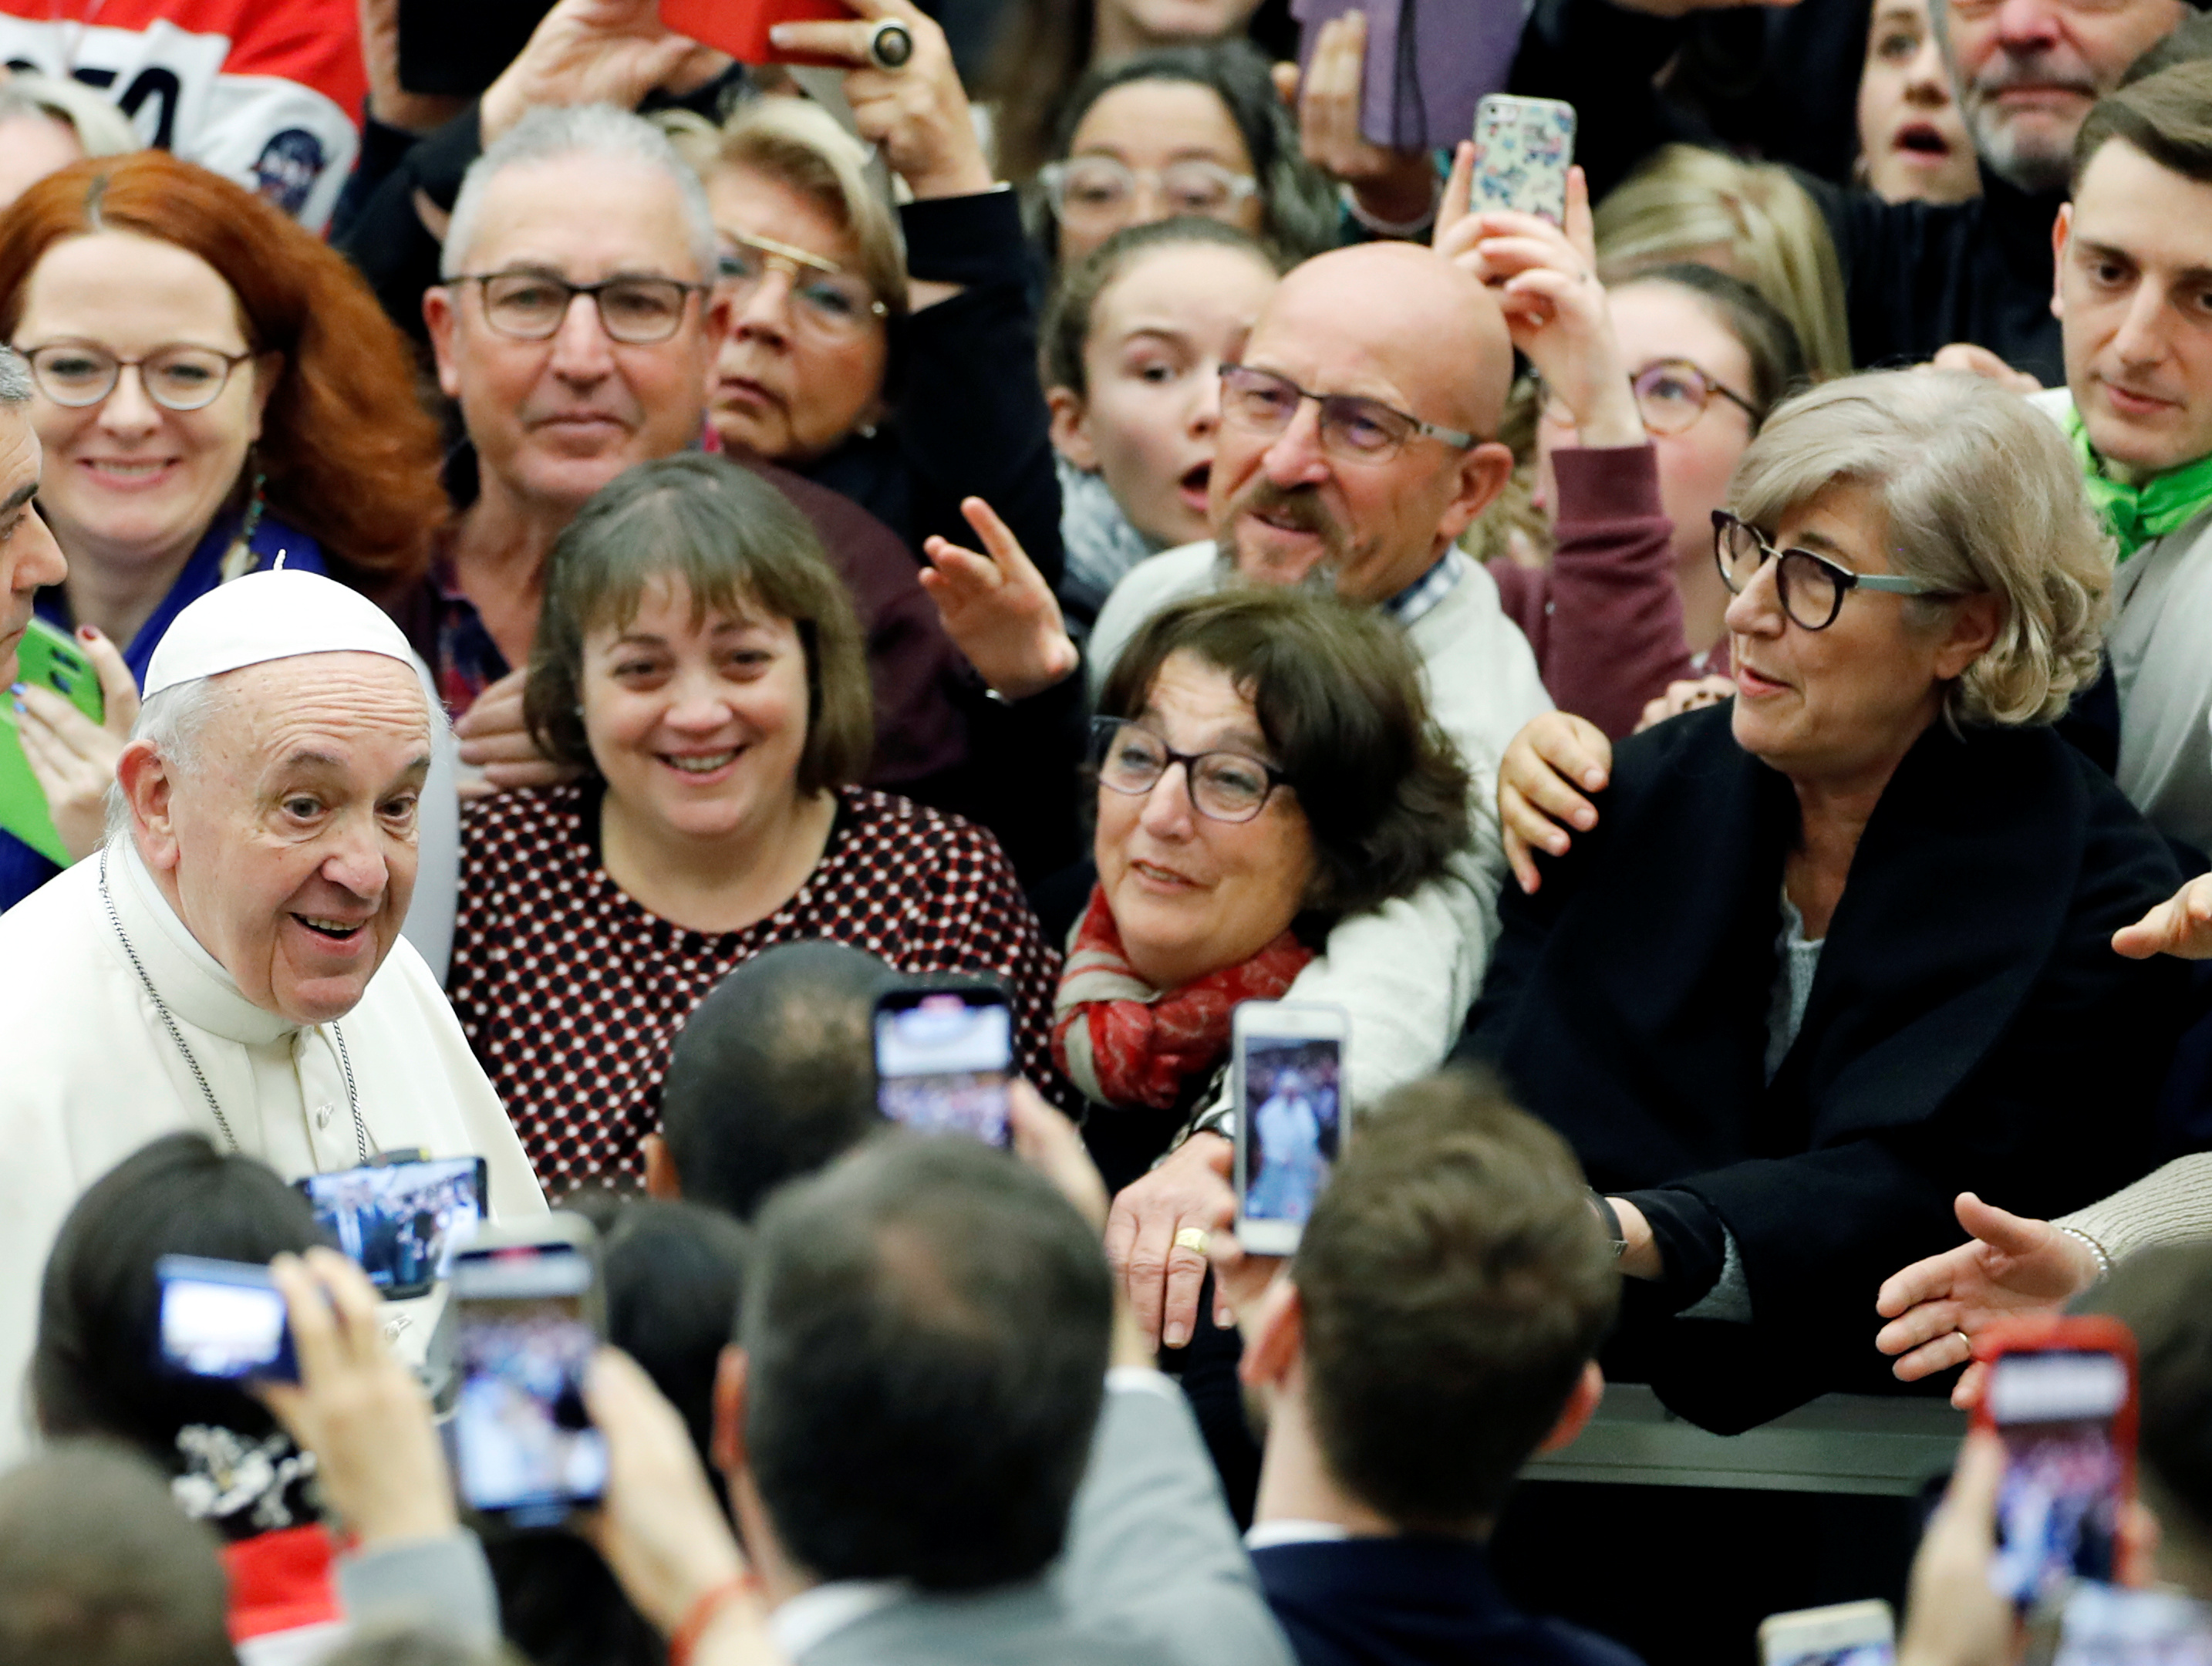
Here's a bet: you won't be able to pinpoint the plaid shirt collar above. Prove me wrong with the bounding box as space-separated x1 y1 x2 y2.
1381 549 1468 627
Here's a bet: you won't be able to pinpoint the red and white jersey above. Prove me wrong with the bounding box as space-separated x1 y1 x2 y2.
0 0 366 231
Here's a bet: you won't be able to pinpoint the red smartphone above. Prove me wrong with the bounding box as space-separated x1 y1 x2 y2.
659 0 852 64
1971 1315 2139 1610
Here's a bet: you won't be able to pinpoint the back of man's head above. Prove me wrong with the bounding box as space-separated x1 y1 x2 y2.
2082 1242 2212 1576
1294 1068 1618 1533
0 1442 234 1666
741 1134 1113 1590
659 942 899 1220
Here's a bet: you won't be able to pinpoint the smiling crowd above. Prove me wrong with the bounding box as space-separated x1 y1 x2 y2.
11 0 2212 1662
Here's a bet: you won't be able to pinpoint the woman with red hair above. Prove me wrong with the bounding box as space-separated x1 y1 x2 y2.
0 150 447 909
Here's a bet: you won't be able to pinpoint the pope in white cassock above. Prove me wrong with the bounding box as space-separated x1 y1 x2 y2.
0 568 544 1455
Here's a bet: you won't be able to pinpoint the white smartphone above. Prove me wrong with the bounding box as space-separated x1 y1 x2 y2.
1472 93 1577 227
1758 1599 1896 1666
1232 1000 1349 1256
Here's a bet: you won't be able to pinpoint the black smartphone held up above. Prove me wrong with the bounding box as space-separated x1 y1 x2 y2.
872 982 1014 1147
1232 1000 1349 1256
295 1155 488 1300
1974 1317 2139 1611
447 1216 609 1529
396 0 557 97
155 1255 298 1384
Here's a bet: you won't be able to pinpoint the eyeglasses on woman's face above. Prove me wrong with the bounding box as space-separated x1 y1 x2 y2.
1539 359 1760 437
716 231 888 342
1711 508 1948 631
15 340 253 413
1217 364 1475 464
1041 156 1259 234
454 269 706 346
1091 716 1289 823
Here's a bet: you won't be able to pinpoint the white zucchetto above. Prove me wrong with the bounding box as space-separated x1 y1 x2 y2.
143 568 416 698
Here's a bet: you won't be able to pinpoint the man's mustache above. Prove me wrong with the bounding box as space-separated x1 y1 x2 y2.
1229 480 1342 541
1970 51 2097 99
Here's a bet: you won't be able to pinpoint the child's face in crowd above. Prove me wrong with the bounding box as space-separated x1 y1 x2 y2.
579 574 815 849
1050 241 1278 548
13 230 271 576
1058 81 1266 268
1856 0 1979 205
2057 139 2212 482
704 165 890 467
1533 280 1757 576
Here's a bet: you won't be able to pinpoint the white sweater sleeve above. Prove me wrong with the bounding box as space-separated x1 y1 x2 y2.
2057 1154 2212 1264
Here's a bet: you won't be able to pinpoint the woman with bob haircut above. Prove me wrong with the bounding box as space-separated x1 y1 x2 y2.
0 150 447 904
1466 369 2193 1432
447 454 1058 1198
1058 586 1469 1191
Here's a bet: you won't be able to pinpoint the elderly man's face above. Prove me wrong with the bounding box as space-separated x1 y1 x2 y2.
0 403 66 683
136 653 430 1026
1206 249 1512 605
425 157 722 520
1942 0 2181 194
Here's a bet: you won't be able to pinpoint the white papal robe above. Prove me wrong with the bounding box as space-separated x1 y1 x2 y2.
0 838 545 1457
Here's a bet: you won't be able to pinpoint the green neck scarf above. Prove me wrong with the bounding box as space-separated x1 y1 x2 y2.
2067 403 2212 562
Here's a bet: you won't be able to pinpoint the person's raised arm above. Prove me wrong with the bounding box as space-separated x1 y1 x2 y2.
477 0 723 145
1288 12 1440 236
921 497 1080 700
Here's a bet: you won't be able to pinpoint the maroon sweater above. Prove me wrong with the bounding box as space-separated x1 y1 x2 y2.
1487 443 1699 740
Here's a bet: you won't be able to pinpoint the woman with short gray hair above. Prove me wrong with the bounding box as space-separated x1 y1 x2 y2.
1463 368 2193 1433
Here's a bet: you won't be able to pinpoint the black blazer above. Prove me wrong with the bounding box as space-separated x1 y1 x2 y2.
1459 707 2191 1432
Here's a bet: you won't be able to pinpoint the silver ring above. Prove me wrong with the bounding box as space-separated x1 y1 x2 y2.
866 19 914 70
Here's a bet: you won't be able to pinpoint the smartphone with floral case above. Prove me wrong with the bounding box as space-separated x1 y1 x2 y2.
1472 94 1577 226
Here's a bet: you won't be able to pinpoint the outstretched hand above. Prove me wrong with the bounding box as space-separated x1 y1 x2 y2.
2114 873 2212 959
1104 1132 1236 1351
1497 710 1611 894
921 497 1079 701
1873 1192 2103 1409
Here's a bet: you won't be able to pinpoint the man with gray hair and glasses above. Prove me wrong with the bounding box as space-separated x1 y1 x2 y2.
0 346 66 685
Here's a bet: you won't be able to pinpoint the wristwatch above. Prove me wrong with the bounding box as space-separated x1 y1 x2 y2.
1589 1189 1627 1260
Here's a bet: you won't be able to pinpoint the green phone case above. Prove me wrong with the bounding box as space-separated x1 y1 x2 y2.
1 618 106 866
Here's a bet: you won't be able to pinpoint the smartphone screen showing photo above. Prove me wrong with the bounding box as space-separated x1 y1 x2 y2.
1240 1036 1344 1228
450 1248 607 1526
298 1157 486 1297
874 990 1013 1146
156 1256 295 1382
1990 1349 2129 1607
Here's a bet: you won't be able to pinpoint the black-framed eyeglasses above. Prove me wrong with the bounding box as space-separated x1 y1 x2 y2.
1090 717 1290 824
1039 156 1259 229
715 230 888 340
1539 358 1761 437
1712 508 1949 631
1219 364 1476 463
15 340 254 412
452 270 706 345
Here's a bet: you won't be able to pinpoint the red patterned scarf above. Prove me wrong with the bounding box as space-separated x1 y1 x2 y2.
1051 885 1315 1111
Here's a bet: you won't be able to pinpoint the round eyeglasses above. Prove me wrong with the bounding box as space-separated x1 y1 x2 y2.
1040 156 1259 234
1218 363 1475 464
1711 508 1948 631
716 231 888 342
1539 359 1761 437
454 271 705 345
17 341 254 412
1090 717 1289 823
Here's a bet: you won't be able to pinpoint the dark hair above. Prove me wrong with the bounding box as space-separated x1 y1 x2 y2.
1611 260 1809 422
1294 1067 1620 1529
2079 1241 2212 1544
660 939 899 1223
2074 59 2212 193
742 1135 1113 1590
0 152 447 595
32 1133 325 1492
525 454 873 792
0 1443 235 1666
1097 588 1471 916
490 1199 747 1666
1028 41 1339 263
1041 216 1280 397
